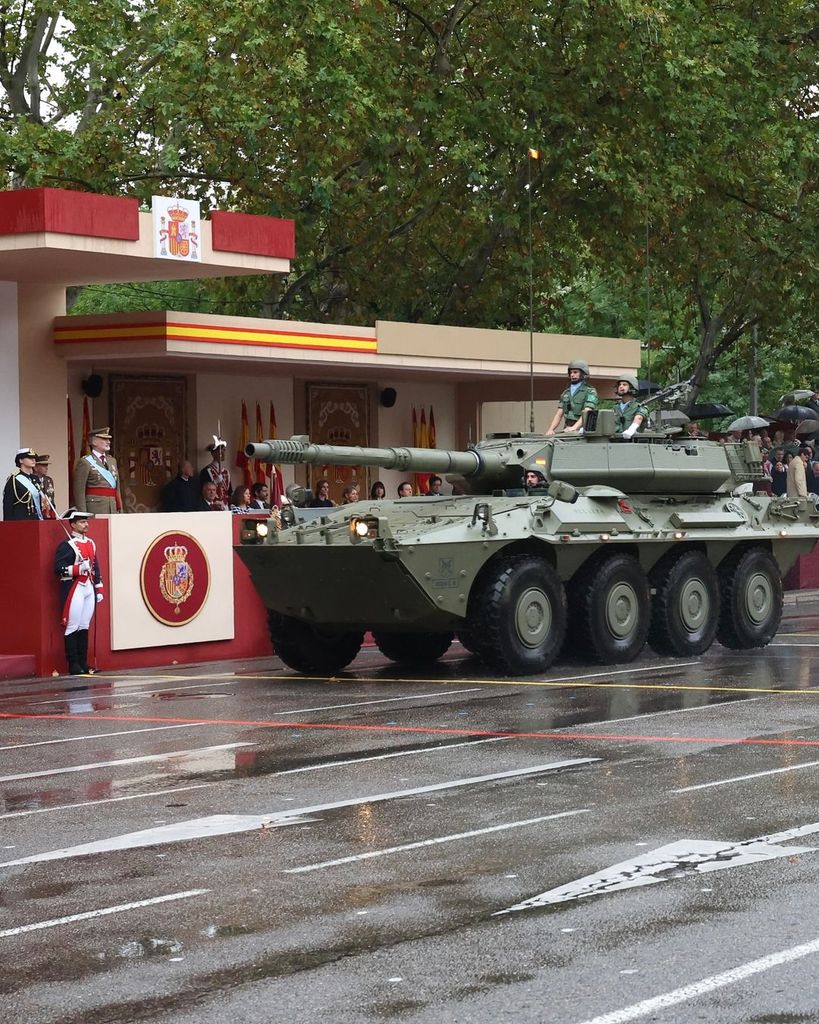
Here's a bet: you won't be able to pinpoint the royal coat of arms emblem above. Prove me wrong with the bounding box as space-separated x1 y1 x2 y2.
159 543 194 614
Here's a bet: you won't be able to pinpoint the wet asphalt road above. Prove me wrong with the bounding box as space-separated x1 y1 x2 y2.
2 601 819 1024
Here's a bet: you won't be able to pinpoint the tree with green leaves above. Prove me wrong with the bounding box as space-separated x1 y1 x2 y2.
1 1 816 407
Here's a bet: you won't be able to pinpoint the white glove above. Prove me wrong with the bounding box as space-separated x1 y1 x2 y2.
622 424 637 439
96 592 104 603
80 559 91 574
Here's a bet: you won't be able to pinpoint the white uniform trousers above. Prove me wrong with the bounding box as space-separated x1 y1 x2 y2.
65 580 96 635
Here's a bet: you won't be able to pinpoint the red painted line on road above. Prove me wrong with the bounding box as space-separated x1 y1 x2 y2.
1 711 818 749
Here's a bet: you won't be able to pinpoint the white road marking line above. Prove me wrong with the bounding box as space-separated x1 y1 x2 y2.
541 662 701 684
17 679 242 707
769 643 819 648
285 808 590 873
569 935 819 1024
270 688 481 715
672 758 819 792
574 696 767 730
0 889 210 939
0 743 252 784
0 722 208 751
0 784 215 820
0 757 600 869
269 736 511 776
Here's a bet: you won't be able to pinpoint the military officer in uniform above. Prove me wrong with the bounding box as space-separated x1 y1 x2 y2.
546 360 599 435
34 453 57 518
55 508 104 675
613 376 648 439
199 438 232 506
3 447 43 520
73 426 123 514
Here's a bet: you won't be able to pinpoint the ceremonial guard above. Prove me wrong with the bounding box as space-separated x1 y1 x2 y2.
546 360 599 435
54 509 104 675
612 376 648 438
199 437 232 506
3 447 43 520
73 426 123 514
34 453 57 518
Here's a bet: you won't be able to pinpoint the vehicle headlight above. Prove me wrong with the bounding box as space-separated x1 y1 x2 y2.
349 516 379 543
256 522 269 538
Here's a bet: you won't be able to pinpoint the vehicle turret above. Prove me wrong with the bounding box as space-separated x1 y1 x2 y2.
246 412 765 497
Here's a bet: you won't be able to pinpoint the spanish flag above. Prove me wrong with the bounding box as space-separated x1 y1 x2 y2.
268 402 284 505
254 403 266 484
236 400 251 486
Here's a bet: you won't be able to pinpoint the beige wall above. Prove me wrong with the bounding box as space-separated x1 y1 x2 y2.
17 283 69 507
377 320 641 376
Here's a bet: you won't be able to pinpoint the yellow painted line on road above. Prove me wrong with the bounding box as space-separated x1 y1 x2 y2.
228 673 819 697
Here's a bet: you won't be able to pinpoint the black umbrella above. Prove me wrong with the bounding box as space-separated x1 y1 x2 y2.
638 379 662 396
687 403 734 421
771 405 817 423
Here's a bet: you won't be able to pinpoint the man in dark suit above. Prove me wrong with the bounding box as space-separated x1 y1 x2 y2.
162 460 200 512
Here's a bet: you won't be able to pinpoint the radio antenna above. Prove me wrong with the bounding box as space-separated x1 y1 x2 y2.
527 147 539 432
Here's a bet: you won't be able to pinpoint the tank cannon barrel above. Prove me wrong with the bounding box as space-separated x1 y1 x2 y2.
247 439 487 477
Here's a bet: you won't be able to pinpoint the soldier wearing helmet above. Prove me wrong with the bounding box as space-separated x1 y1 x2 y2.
613 375 648 439
546 359 599 435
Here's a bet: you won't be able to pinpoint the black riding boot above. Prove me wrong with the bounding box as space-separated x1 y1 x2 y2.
64 632 84 675
75 629 96 675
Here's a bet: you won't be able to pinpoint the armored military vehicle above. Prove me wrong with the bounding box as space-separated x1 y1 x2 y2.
236 408 819 676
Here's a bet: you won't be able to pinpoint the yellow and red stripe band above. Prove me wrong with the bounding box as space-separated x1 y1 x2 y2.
54 321 377 354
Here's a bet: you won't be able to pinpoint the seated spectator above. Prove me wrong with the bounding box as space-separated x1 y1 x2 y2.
309 479 335 508
229 485 252 513
397 481 413 498
426 475 444 496
200 481 225 511
341 483 360 504
162 460 200 512
370 480 386 500
250 482 270 509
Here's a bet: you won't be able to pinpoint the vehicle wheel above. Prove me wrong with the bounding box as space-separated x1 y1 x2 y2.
716 547 782 650
571 553 649 663
466 554 566 675
648 551 719 656
268 612 363 675
372 631 453 665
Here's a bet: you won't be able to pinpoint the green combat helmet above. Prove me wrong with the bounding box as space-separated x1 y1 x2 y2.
616 375 639 394
568 359 590 376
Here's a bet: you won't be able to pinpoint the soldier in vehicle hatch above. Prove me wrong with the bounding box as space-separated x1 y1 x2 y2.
612 375 648 439
546 360 599 435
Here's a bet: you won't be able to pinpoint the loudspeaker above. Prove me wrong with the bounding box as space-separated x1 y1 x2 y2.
82 374 103 398
380 387 397 408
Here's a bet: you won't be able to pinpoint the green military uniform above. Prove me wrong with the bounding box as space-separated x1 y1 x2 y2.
558 381 599 426
614 398 648 433
73 427 123 514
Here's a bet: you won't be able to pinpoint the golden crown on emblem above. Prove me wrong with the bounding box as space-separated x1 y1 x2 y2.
166 203 189 223
164 544 188 560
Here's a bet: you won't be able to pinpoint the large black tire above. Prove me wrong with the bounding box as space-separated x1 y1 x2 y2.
268 612 363 675
716 547 783 650
465 554 566 675
372 631 453 665
570 553 649 663
648 550 720 656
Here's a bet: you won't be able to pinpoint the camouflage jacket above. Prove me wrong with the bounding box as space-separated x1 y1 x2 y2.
614 398 648 433
558 382 599 424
